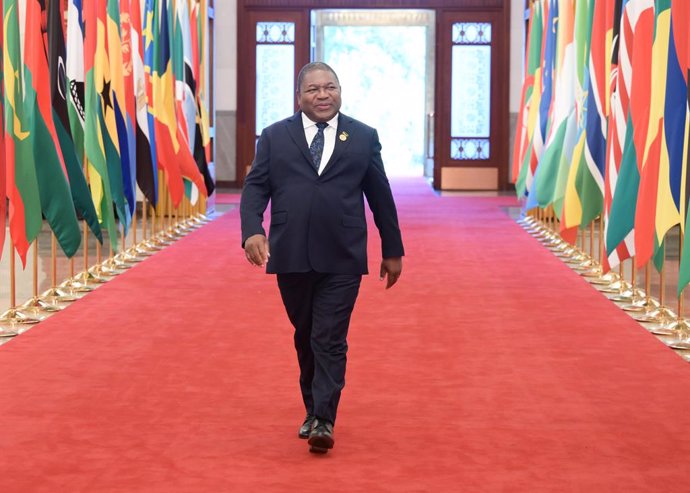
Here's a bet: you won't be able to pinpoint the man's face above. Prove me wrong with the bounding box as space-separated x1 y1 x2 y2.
297 69 342 123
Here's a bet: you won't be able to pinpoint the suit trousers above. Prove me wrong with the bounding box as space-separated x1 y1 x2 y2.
277 272 362 424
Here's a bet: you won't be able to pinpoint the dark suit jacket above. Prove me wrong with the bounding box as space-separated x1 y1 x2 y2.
240 111 404 275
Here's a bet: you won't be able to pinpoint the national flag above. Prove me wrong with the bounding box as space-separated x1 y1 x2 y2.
673 1 690 293
634 0 673 269
516 0 546 198
66 0 85 160
132 0 157 205
189 0 214 195
196 0 212 167
4 0 41 265
562 0 598 232
602 0 629 271
605 0 654 269
513 1 540 185
653 1 687 271
84 0 118 250
119 0 138 215
524 0 558 207
24 0 81 257
152 0 206 207
0 4 6 260
530 0 576 212
47 0 102 243
172 0 204 204
551 0 591 219
107 0 134 225
173 0 196 148
151 0 184 205
579 0 607 227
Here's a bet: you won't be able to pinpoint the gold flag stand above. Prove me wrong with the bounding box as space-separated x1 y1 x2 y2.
73 220 105 287
661 232 690 348
41 235 78 303
20 239 59 317
0 248 39 333
586 218 618 287
627 263 661 321
640 259 677 335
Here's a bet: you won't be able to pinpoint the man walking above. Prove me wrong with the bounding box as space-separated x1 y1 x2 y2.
240 62 404 454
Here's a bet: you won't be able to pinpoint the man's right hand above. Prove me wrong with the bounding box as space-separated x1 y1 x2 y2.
244 234 270 267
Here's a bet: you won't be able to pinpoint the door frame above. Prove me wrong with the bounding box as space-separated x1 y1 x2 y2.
236 0 510 190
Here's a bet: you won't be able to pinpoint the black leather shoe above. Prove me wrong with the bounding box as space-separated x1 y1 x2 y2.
298 414 316 439
308 419 334 454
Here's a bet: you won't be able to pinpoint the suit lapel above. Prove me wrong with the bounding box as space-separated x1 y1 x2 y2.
286 112 315 169
321 113 353 176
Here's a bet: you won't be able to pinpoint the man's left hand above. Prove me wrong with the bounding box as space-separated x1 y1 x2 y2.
380 257 402 289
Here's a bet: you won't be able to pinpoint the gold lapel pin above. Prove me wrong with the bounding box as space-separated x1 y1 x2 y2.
339 131 349 142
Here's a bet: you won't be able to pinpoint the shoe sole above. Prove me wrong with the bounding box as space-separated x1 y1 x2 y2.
308 435 334 454
298 432 309 439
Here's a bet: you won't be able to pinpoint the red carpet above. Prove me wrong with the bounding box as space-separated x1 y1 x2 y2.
213 191 241 204
1 178 690 491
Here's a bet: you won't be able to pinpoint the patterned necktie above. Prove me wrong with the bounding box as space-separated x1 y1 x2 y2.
309 122 329 171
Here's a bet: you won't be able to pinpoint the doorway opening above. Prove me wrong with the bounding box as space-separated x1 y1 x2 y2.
312 10 435 177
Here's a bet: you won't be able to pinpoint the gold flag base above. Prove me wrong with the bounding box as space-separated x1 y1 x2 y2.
114 251 143 264
587 272 618 286
99 258 130 273
640 307 678 334
0 327 18 338
623 297 661 318
59 278 95 293
597 279 631 294
41 287 79 303
21 296 61 313
129 245 154 257
140 239 164 252
0 308 42 325
74 269 108 285
663 320 690 350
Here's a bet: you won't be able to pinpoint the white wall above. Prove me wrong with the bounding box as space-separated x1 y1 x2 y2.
510 0 525 113
215 0 237 112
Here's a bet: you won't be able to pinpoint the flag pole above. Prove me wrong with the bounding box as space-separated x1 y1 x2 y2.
564 227 588 266
76 154 104 286
117 221 141 264
629 262 661 321
96 231 121 277
643 253 677 335
88 229 114 279
607 259 634 302
664 230 690 348
582 219 605 280
616 258 643 308
156 176 174 245
0 246 39 330
21 238 60 315
588 217 618 286
105 225 130 271
572 221 596 272
147 201 163 250
40 234 78 302
136 199 155 255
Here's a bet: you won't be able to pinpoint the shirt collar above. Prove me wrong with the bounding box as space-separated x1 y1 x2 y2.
302 112 339 130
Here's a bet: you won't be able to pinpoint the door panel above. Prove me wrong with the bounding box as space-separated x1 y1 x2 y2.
436 10 508 190
236 10 309 183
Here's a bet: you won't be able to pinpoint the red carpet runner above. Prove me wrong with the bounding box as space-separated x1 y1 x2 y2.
1 178 690 492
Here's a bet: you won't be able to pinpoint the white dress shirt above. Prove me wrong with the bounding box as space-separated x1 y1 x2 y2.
302 112 339 175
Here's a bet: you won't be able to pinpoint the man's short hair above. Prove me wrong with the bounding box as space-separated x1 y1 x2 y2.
296 62 340 93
